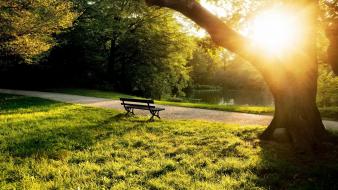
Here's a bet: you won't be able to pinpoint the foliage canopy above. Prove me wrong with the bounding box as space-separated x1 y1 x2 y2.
0 0 77 63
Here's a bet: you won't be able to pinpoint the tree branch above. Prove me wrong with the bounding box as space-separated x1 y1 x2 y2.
145 0 280 89
145 0 277 68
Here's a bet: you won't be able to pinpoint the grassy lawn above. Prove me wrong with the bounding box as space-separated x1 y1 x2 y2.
1 94 338 189
51 88 338 120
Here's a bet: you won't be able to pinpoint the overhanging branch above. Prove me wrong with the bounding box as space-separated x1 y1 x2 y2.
145 0 280 89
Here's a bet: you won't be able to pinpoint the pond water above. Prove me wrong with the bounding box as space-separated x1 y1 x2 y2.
186 89 274 106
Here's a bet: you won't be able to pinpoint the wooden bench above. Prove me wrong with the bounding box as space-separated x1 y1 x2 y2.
120 98 165 121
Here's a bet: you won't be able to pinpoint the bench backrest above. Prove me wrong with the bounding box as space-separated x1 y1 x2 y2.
120 98 154 104
120 98 155 109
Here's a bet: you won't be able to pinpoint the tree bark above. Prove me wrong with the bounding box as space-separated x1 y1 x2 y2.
260 79 328 151
145 0 330 151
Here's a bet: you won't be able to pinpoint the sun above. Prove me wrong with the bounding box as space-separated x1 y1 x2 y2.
250 8 303 55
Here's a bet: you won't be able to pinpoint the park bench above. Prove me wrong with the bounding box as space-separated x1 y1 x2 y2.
120 98 165 121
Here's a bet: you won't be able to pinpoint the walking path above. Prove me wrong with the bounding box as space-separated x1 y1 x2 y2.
1 89 337 131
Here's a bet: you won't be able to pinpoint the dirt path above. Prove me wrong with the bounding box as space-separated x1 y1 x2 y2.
1 89 337 130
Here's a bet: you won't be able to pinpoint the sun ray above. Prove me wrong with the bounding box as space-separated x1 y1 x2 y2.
249 7 303 56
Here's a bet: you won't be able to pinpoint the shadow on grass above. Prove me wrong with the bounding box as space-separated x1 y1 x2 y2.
3 106 160 160
3 115 149 159
1 95 151 159
0 94 62 114
254 137 338 190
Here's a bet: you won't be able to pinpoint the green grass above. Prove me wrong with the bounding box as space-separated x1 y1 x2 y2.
1 93 338 189
50 88 338 120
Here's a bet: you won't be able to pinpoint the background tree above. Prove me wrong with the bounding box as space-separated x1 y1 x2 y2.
0 0 77 63
188 38 222 86
48 0 194 99
317 65 338 106
188 38 266 90
324 0 338 74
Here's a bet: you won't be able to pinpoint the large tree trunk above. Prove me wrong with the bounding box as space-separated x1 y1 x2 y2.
261 77 328 151
260 0 329 151
145 0 330 151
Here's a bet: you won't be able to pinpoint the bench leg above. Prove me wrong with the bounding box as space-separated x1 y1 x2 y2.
149 110 161 121
155 111 160 119
125 108 135 116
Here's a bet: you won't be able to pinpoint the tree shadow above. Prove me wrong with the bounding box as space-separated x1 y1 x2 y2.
112 112 162 123
254 134 338 190
0 94 62 114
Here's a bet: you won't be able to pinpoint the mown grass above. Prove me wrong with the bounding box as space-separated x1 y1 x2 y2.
50 88 338 120
1 94 338 189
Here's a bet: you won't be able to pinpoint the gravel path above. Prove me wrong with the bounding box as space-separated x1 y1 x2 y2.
1 89 337 131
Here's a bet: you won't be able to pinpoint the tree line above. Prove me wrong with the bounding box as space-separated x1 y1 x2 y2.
0 0 337 106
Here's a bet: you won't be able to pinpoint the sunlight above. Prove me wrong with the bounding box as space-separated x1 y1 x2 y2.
176 2 305 56
200 0 228 18
250 8 303 55
176 0 230 38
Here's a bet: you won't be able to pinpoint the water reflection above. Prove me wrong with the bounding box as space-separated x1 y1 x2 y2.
186 89 274 106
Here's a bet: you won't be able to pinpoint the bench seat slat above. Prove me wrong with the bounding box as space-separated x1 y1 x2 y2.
123 104 164 111
151 108 165 111
124 105 155 110
122 103 155 108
